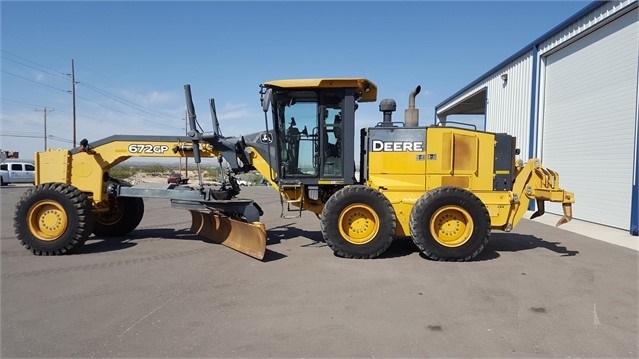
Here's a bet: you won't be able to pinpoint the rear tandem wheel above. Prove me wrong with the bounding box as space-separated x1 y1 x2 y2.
409 186 491 261
14 183 95 255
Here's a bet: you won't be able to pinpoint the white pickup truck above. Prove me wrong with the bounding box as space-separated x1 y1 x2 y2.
1 162 35 186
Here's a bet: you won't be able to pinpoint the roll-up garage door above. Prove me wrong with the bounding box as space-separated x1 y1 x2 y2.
541 10 638 230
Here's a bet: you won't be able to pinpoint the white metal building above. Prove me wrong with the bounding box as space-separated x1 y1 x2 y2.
435 0 639 235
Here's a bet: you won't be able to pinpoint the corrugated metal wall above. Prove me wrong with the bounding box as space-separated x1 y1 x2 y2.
436 0 639 234
538 8 638 229
437 1 637 161
538 0 635 56
484 52 533 159
435 52 534 159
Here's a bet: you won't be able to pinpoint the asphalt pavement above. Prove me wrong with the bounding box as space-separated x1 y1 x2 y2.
1 184 637 358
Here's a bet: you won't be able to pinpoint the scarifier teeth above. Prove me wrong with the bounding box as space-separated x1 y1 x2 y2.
530 199 545 220
555 203 573 227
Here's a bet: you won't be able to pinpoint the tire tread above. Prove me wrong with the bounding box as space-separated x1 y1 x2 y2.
409 186 490 261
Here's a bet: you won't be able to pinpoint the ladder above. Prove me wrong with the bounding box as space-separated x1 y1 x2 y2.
279 181 304 219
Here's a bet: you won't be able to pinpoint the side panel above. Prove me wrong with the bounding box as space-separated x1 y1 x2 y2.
493 133 516 191
36 151 71 184
424 127 496 191
366 127 427 192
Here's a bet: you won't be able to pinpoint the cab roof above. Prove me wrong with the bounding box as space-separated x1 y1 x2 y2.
262 78 377 102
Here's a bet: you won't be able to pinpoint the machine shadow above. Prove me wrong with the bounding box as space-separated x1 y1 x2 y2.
83 227 290 262
266 224 417 259
79 227 206 254
80 226 578 263
466 232 579 261
266 223 324 245
264 226 579 261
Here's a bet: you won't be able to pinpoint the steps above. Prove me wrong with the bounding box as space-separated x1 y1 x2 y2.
279 182 303 219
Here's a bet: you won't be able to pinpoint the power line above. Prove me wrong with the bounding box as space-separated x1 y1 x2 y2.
1 55 69 81
63 58 181 121
0 130 44 136
0 133 43 139
77 81 178 121
1 70 69 93
4 68 179 129
48 134 74 144
0 133 74 144
3 52 184 132
1 98 48 108
0 33 68 63
2 99 107 123
1 49 69 76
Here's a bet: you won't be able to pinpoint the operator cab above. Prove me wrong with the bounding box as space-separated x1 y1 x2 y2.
260 78 376 186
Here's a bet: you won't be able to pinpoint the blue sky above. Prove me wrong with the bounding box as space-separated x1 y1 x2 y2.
1 1 591 160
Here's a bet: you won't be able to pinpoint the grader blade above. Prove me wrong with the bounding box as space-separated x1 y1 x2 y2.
189 211 267 260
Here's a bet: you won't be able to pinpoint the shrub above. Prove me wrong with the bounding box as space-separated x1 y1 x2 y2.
109 165 137 179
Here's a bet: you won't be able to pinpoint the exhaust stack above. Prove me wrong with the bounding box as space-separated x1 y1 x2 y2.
404 85 421 127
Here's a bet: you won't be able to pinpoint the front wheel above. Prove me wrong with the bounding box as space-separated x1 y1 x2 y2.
93 197 144 237
321 185 396 259
14 183 95 255
409 186 490 261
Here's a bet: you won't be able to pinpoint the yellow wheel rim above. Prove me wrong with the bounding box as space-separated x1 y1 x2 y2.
430 205 473 247
338 204 379 245
27 200 68 241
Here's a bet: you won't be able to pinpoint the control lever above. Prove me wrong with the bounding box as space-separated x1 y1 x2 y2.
184 84 204 187
209 98 223 138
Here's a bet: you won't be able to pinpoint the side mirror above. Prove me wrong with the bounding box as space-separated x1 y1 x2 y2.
261 88 272 113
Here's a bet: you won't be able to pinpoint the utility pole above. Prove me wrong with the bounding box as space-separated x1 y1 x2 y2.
36 107 54 151
71 59 77 147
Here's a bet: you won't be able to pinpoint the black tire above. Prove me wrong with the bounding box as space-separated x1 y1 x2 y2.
321 185 396 259
14 183 94 255
1 176 6 186
409 186 490 261
93 197 144 237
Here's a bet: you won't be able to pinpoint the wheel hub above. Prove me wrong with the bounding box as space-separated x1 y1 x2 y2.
28 200 68 241
430 206 473 247
95 201 124 225
339 204 379 244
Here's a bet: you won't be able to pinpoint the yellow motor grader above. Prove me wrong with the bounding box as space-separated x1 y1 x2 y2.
14 78 574 261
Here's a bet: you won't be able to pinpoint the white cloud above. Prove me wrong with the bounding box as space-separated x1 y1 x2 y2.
218 102 252 120
120 89 179 107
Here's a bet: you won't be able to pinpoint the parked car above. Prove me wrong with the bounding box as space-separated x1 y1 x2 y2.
167 172 182 185
1 162 35 186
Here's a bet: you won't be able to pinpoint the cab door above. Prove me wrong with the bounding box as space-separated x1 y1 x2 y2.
272 87 357 185
23 164 35 183
9 163 26 183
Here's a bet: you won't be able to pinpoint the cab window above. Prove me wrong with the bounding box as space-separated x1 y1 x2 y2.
276 92 318 177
